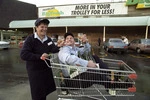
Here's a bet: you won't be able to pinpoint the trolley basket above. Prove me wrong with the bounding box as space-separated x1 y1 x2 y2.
42 53 137 100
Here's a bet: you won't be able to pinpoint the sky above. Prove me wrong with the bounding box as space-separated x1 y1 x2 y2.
17 0 125 7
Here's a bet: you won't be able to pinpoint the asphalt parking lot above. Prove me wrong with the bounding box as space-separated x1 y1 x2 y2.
0 46 150 100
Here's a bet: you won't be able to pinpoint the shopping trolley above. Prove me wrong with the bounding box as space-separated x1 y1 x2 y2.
42 53 137 100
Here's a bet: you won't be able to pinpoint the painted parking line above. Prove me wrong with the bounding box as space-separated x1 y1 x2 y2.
129 54 150 59
140 55 150 58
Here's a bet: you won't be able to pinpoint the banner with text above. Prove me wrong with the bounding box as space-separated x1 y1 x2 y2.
38 3 128 18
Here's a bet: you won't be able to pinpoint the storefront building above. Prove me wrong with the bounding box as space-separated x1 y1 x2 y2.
9 1 150 45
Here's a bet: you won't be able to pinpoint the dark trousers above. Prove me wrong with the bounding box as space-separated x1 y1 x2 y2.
64 71 111 89
64 55 112 89
64 55 133 89
33 97 46 100
92 55 108 69
64 55 132 90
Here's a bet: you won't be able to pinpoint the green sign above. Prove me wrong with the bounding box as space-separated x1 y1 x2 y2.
126 0 150 9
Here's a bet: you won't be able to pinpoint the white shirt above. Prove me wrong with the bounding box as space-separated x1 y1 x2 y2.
34 32 47 43
58 43 91 77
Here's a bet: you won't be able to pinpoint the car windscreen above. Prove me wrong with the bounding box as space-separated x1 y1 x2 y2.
144 39 150 44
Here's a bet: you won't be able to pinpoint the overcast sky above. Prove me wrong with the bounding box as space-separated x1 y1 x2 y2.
18 0 125 7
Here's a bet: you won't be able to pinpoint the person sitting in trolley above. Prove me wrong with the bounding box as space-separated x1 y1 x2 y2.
58 32 132 91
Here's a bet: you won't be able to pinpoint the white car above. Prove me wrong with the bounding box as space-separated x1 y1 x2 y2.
0 41 10 49
103 38 128 53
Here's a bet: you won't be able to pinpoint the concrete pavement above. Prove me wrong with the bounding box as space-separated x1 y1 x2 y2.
0 81 58 100
0 47 150 100
1 81 150 100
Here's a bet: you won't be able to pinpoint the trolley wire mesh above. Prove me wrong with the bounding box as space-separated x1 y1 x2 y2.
43 52 137 100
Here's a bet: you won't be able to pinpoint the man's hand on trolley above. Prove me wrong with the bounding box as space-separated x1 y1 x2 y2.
40 53 49 60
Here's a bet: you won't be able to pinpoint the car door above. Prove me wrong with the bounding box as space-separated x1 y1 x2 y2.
129 39 138 50
137 39 144 50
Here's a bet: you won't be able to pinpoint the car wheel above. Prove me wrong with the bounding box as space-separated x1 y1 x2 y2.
136 48 141 53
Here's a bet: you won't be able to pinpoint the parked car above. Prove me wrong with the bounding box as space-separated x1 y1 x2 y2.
103 38 128 53
0 41 10 49
128 39 150 53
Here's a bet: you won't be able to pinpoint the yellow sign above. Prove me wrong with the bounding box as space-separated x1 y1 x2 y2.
126 0 150 9
42 8 63 17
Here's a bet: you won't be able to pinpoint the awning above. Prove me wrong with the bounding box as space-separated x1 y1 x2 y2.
147 16 150 26
9 16 150 28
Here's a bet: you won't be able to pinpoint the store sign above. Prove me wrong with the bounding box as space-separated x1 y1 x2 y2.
126 0 150 9
38 3 127 18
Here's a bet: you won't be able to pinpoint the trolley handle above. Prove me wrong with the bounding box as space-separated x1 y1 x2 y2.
41 56 47 60
41 56 53 68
